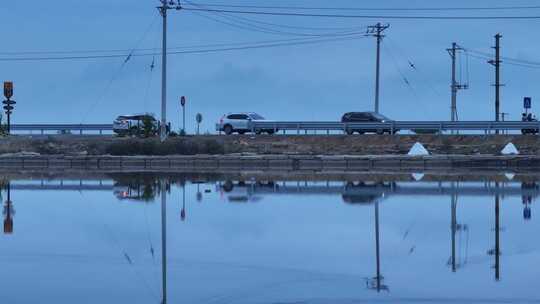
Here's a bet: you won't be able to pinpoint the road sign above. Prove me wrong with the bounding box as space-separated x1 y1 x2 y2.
3 105 14 111
196 113 202 123
4 82 13 99
2 100 15 105
524 97 532 109
180 96 186 107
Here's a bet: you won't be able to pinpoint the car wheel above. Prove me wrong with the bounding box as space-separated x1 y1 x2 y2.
255 130 262 135
223 181 234 192
238 130 246 135
346 129 354 135
376 130 384 135
224 125 233 135
267 130 275 135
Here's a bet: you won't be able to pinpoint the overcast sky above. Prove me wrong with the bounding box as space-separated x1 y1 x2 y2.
2 0 540 133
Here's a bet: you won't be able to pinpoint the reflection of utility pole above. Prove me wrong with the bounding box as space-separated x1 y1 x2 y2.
495 191 500 281
487 184 501 281
451 192 457 272
3 182 14 234
196 183 202 203
181 182 186 221
161 180 168 304
366 200 389 292
448 187 469 272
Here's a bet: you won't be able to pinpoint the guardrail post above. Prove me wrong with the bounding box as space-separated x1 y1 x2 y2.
391 122 395 135
297 123 300 135
439 123 442 135
41 129 44 135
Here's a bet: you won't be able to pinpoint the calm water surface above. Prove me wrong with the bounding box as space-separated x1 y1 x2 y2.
1 173 539 303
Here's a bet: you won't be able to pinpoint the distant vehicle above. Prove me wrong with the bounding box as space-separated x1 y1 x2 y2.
341 112 398 135
217 112 276 135
521 113 539 135
113 113 159 137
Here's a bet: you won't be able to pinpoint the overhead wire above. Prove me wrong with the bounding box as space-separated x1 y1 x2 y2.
181 7 540 20
382 42 420 99
184 0 368 37
0 34 369 62
81 15 159 123
182 3 540 12
184 0 369 32
385 37 444 97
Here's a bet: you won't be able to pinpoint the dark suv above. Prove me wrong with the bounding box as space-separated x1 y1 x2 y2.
341 112 397 135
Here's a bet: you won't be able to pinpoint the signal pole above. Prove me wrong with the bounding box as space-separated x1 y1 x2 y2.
447 43 468 123
158 0 181 142
488 34 503 133
367 23 389 114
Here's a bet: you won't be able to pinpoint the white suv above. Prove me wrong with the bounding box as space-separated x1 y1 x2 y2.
217 112 274 135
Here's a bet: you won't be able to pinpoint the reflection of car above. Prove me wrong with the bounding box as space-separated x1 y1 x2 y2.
113 113 159 137
216 112 276 135
113 183 157 202
341 112 397 135
341 182 394 204
218 180 276 202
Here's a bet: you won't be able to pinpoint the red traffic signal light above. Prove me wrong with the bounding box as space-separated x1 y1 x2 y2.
4 82 13 99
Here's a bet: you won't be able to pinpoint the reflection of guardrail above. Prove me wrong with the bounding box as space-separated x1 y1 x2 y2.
228 182 540 198
11 124 113 134
248 121 540 134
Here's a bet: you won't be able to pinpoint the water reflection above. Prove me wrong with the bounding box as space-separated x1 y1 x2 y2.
2 173 540 303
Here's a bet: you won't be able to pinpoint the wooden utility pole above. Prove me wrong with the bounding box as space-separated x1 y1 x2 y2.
367 23 389 114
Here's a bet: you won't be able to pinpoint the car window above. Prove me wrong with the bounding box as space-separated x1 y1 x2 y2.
227 114 242 119
249 114 265 120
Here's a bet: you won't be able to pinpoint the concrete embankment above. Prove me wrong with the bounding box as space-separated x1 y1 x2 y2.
1 154 539 173
0 134 539 156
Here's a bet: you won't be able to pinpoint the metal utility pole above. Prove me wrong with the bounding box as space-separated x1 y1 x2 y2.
447 43 468 122
158 1 181 142
367 23 389 114
489 34 503 132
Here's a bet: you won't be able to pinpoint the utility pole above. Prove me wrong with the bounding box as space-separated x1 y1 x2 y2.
367 23 389 114
158 0 181 142
489 34 503 133
447 43 468 123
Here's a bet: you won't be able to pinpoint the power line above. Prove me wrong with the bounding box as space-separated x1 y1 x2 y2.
185 1 367 37
0 35 368 62
182 7 540 20
183 3 540 12
184 0 368 32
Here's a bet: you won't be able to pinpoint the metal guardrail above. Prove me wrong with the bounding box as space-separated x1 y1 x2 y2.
10 124 113 134
247 120 540 134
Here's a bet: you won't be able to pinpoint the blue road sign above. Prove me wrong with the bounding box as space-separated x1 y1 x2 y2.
524 97 532 109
